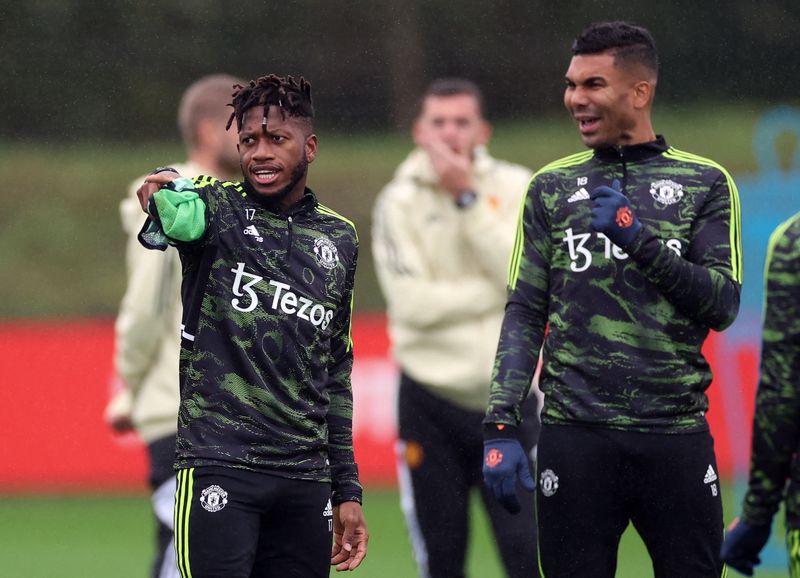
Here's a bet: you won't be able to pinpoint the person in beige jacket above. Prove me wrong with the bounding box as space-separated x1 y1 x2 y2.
372 78 540 578
104 73 242 578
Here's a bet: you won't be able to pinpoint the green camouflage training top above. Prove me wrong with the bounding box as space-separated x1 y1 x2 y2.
144 175 362 504
485 137 742 434
742 212 800 527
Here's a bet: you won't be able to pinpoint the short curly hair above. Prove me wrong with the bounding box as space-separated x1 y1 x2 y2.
226 74 313 132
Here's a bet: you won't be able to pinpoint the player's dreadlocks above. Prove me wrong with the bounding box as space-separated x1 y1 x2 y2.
226 74 314 132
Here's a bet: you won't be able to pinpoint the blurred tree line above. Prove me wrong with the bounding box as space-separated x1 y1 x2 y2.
3 0 799 142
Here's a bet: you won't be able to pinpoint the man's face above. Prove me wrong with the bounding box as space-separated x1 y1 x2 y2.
237 105 317 207
413 94 489 156
564 52 642 148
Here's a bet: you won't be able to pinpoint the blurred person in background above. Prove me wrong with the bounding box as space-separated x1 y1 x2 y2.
372 78 539 578
482 21 742 578
135 74 367 577
722 213 800 577
104 73 243 578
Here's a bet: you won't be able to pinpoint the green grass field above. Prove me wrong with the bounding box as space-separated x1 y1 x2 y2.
0 485 788 577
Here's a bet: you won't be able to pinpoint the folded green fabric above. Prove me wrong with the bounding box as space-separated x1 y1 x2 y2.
153 180 207 242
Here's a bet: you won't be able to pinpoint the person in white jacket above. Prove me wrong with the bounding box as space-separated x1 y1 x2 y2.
104 73 242 578
372 78 540 578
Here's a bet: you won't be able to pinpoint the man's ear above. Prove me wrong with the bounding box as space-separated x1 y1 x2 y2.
633 80 654 110
305 134 318 163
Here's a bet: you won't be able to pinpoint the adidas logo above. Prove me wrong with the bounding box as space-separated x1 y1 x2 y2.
243 225 263 242
703 465 718 484
567 188 590 203
322 499 333 517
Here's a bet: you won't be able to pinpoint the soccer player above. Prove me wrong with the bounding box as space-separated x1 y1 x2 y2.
722 213 800 577
104 73 242 578
136 74 368 577
482 21 742 578
372 78 539 577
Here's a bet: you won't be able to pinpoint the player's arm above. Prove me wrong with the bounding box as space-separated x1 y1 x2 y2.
482 177 550 513
722 217 800 574
593 173 741 330
742 217 800 526
458 167 534 286
325 241 369 570
371 184 506 329
325 240 363 507
485 176 551 427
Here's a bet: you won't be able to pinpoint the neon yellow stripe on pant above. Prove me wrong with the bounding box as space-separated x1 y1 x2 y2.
788 528 800 578
175 468 195 578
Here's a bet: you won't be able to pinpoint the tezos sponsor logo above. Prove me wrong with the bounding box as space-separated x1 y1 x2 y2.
200 485 228 512
314 237 339 270
539 469 559 497
229 262 334 329
650 179 684 205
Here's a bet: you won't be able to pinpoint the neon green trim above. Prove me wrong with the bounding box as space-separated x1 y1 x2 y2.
663 148 743 283
346 292 355 353
316 204 359 241
183 468 194 578
508 151 594 288
788 525 800 577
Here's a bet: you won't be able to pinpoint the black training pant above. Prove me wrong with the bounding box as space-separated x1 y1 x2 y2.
536 423 725 578
173 466 332 578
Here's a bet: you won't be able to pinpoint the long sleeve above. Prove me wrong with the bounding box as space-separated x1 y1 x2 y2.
742 215 800 525
485 178 551 426
326 244 363 505
625 171 742 331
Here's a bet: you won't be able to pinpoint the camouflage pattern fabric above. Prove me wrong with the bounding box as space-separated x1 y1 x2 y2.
485 137 742 433
742 212 800 528
161 176 361 504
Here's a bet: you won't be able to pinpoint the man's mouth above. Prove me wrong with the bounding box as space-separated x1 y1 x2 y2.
252 168 280 186
577 117 600 134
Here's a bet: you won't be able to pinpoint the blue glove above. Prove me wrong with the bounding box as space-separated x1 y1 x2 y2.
482 438 535 514
590 179 642 249
720 518 772 576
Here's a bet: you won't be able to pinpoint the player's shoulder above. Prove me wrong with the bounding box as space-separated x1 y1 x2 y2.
769 210 800 250
662 146 734 181
314 202 359 242
533 150 595 179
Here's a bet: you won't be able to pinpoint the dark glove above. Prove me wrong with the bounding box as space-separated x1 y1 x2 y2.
590 179 642 249
720 518 771 576
482 438 535 514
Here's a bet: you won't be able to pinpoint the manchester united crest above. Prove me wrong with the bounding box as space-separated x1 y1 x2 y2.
200 484 229 512
649 179 684 205
314 237 339 270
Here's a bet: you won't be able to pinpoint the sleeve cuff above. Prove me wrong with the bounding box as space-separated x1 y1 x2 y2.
483 423 520 441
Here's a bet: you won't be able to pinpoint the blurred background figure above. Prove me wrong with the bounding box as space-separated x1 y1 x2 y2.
722 212 800 577
372 78 540 578
103 73 243 578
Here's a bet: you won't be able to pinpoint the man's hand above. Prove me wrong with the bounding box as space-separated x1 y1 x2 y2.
136 171 181 215
590 179 642 249
482 438 535 514
417 134 474 198
720 517 772 576
331 501 368 572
